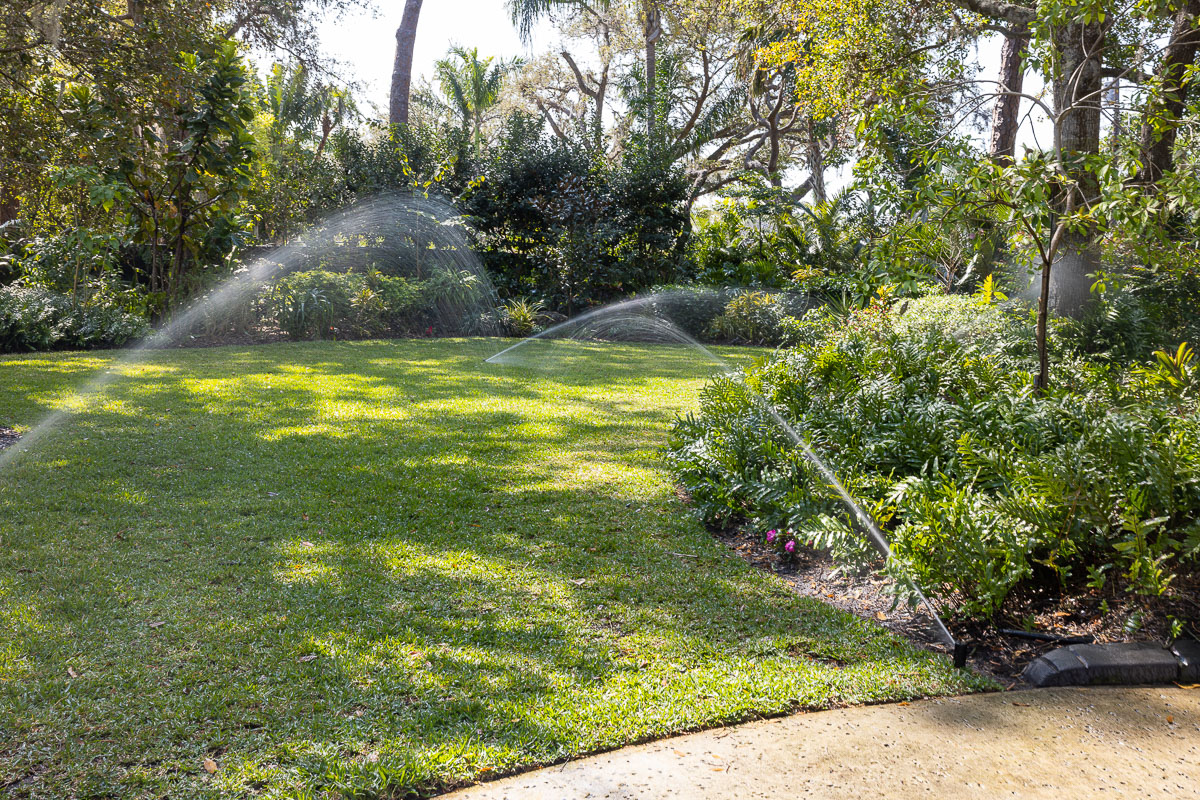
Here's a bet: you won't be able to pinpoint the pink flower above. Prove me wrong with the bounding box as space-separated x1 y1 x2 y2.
784 540 796 554
766 529 777 543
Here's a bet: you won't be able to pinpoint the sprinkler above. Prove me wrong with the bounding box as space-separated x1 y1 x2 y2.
953 641 972 669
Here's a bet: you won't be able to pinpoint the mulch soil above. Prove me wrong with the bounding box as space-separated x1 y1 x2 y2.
711 523 1200 688
0 426 18 451
160 324 289 349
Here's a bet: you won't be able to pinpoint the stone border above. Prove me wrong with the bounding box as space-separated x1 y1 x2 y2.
1024 640 1200 686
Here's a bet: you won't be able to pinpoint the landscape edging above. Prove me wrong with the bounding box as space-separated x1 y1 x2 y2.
1023 640 1200 686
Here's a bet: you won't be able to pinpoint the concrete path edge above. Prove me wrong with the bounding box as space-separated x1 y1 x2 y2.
441 686 1200 799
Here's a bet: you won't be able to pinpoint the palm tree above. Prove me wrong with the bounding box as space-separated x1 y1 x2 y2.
389 0 424 127
264 63 352 164
640 2 661 142
431 46 522 154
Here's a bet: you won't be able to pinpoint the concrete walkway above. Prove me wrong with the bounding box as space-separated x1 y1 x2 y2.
443 687 1199 799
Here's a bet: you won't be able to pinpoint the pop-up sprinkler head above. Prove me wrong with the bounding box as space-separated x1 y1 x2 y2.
953 641 971 669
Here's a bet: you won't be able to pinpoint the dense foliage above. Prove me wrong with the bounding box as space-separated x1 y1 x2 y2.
0 285 149 352
689 189 867 289
461 115 692 313
669 294 1200 618
0 9 698 344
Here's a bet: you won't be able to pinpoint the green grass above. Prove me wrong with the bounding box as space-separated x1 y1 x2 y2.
0 339 992 798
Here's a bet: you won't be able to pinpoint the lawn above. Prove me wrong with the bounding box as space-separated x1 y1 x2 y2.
0 339 990 798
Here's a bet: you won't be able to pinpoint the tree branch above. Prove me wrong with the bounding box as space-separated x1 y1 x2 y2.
560 50 600 99
948 0 1036 26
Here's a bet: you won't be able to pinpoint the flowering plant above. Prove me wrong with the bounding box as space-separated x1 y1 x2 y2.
764 528 800 559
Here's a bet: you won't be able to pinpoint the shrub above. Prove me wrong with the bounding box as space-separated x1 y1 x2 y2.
668 294 1200 618
9 229 124 300
689 205 787 288
640 285 729 340
690 189 871 289
636 285 814 346
500 298 547 338
707 291 785 345
461 114 690 311
0 286 149 352
263 269 486 339
422 267 489 333
0 286 61 351
373 273 428 334
705 290 814 345
1068 261 1200 363
266 270 422 340
786 270 872 310
267 270 357 340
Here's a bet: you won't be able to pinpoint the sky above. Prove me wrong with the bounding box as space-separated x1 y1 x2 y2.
317 1 548 117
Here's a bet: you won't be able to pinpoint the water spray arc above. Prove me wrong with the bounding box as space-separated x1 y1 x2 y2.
0 194 501 474
486 294 969 668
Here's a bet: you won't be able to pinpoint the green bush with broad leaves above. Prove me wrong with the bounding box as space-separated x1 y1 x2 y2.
374 273 430 334
0 285 150 352
667 293 1200 618
460 114 690 312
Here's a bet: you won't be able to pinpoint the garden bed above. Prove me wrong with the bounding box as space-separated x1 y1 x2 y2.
0 426 18 450
669 294 1200 687
711 520 1198 687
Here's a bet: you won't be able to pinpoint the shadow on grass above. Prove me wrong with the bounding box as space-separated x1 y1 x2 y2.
0 339 984 798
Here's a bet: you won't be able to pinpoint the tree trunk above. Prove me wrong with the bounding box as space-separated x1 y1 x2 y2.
312 109 336 165
593 68 608 147
0 181 18 225
1106 77 1121 152
767 112 782 188
989 27 1028 163
389 0 424 127
643 4 661 141
807 118 826 204
1049 21 1106 319
1035 255 1052 393
1137 0 1200 187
